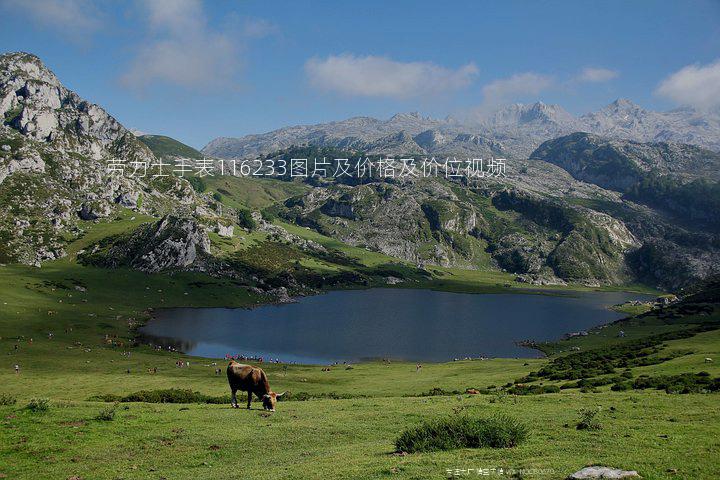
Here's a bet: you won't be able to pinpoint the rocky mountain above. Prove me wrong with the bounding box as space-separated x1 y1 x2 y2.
273 159 642 285
531 133 720 228
0 52 225 265
203 100 720 160
532 132 720 188
581 99 720 151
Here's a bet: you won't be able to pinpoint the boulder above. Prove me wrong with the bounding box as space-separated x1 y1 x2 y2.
78 202 111 220
217 223 234 238
116 191 140 208
567 466 640 479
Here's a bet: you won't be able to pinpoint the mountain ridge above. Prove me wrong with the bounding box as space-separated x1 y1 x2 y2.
203 99 720 160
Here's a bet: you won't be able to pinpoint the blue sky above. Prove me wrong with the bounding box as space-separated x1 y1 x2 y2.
1 0 719 149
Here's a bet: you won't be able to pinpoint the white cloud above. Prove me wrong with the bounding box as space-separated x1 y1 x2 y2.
656 59 720 110
0 0 102 40
481 72 554 107
577 67 619 83
305 54 478 98
120 0 242 91
241 18 279 39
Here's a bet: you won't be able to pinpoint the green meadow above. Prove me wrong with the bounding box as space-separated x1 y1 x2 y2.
1 216 719 480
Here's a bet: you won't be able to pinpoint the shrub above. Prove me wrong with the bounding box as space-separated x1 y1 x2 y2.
419 387 460 397
90 389 366 404
611 382 631 391
187 176 206 193
260 210 277 222
96 403 118 421
632 373 720 394
237 209 257 231
121 389 227 404
576 407 602 430
0 393 17 406
26 397 50 412
395 415 528 453
506 384 560 395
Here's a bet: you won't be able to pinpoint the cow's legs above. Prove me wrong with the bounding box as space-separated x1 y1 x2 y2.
231 388 238 408
246 390 252 409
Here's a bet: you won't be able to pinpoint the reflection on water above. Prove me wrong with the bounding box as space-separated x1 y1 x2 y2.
139 288 652 364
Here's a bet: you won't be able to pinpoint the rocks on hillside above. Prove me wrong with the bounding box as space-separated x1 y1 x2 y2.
80 215 211 273
530 132 720 191
0 52 210 265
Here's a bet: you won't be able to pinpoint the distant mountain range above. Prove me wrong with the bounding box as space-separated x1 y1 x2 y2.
203 100 720 160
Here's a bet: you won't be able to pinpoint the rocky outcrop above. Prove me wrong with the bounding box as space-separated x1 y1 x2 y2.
216 223 234 238
80 215 211 273
0 52 208 265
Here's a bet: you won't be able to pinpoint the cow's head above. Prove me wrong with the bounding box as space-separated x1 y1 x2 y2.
262 391 286 411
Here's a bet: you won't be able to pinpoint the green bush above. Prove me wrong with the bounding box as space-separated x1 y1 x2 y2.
260 209 277 222
0 393 17 406
632 373 720 394
186 176 206 193
576 407 602 430
506 384 560 395
26 397 50 412
395 415 528 453
89 389 362 404
418 387 461 397
237 209 257 230
96 403 118 421
611 382 631 391
121 389 229 404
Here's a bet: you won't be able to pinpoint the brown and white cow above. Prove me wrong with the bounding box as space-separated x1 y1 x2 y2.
226 361 286 411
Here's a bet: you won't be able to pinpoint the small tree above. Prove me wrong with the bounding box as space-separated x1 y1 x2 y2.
237 209 257 231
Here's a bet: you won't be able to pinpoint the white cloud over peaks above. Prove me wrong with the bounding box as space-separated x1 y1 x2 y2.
305 54 478 98
656 60 720 110
481 72 554 107
0 0 103 40
121 0 242 91
577 67 619 83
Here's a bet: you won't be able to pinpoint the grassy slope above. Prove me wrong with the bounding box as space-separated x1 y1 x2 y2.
138 135 203 160
1 203 719 479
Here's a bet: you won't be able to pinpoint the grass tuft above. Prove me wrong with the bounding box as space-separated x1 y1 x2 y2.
95 403 118 421
26 397 50 412
576 407 602 430
395 414 528 453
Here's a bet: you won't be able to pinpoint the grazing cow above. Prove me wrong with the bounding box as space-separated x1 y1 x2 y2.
227 361 286 411
705 357 713 363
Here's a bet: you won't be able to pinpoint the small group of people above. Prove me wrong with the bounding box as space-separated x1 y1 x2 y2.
224 353 287 364
175 360 190 368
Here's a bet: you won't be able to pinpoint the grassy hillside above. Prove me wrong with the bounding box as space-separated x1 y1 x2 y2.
138 134 204 160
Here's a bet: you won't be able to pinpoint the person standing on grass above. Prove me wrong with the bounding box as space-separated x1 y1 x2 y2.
14 364 19 374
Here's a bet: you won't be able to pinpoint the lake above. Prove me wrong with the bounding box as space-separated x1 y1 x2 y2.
139 288 653 364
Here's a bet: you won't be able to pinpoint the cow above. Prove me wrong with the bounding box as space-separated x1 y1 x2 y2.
226 361 286 411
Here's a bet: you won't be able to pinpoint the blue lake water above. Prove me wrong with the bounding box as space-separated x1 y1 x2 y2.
139 288 652 364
